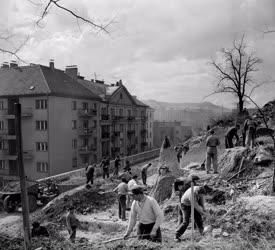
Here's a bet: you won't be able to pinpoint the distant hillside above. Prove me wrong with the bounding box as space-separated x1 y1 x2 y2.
143 100 231 113
142 99 231 131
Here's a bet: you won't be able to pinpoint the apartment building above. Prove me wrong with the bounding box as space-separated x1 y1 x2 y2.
153 121 192 147
0 61 152 186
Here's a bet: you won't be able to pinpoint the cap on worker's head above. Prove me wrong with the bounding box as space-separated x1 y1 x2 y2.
130 185 144 195
210 129 215 134
188 174 200 182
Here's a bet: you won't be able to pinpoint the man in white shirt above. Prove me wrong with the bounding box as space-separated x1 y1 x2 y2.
124 186 164 242
127 175 139 209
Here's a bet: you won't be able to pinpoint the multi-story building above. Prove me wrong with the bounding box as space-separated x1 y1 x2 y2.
153 121 192 147
0 61 152 186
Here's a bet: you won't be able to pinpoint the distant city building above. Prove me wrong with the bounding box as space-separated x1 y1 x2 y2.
0 61 153 186
153 121 192 147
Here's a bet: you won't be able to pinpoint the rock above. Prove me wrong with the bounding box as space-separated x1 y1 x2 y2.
222 232 229 237
212 228 222 237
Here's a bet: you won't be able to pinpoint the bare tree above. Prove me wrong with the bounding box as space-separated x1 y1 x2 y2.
0 0 113 62
210 35 262 114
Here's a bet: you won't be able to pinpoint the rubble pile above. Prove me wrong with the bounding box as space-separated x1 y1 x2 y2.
207 200 275 242
42 185 116 221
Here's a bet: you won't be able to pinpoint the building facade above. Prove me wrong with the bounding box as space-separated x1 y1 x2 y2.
0 61 152 186
153 121 192 148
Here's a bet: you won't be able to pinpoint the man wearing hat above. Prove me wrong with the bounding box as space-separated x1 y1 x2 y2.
124 185 164 242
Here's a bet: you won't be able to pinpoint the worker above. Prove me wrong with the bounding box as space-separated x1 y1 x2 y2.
127 175 139 209
31 221 49 237
243 116 257 149
100 157 109 179
124 157 132 174
113 177 128 221
85 162 95 187
66 206 79 243
114 155 121 177
205 129 220 174
174 185 212 242
225 124 240 148
141 163 152 185
174 175 200 227
124 186 164 242
162 135 171 149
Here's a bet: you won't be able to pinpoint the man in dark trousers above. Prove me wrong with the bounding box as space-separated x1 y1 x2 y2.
174 175 200 227
225 124 240 148
113 177 128 220
114 155 121 177
85 162 95 187
243 117 257 149
31 221 49 237
206 130 220 174
100 157 109 179
141 163 152 185
66 206 79 243
174 185 212 242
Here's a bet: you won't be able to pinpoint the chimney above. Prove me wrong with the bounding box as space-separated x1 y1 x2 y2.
10 61 18 68
65 65 78 79
116 79 123 86
1 62 9 68
49 59 54 69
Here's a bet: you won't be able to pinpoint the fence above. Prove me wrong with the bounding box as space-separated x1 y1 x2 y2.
37 148 160 184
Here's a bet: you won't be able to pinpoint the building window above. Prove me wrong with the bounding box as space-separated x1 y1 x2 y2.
72 157 77 168
0 101 4 110
72 101 77 110
92 120 97 128
72 139 77 149
83 138 89 147
82 102 88 110
0 160 7 170
72 120 77 129
150 132 152 138
119 124 123 131
36 121 47 130
36 142 48 151
37 162 49 173
0 121 4 130
120 93 123 100
35 99 47 109
0 140 4 150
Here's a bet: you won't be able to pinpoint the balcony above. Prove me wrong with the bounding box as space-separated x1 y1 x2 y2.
0 109 14 119
127 116 135 121
78 145 96 154
23 150 33 160
141 116 148 121
113 115 125 122
21 108 33 118
78 127 94 136
101 114 110 120
0 130 16 140
78 109 97 117
0 149 17 160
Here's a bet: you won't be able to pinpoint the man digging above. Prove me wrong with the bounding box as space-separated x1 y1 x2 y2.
174 185 212 242
124 186 164 242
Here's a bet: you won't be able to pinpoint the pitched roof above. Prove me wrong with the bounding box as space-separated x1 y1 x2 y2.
0 65 101 100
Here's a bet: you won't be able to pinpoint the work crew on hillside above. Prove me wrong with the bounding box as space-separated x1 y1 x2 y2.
225 124 240 148
205 130 220 174
141 163 152 185
113 177 128 221
174 175 200 227
124 186 164 242
66 206 79 243
243 116 257 149
174 185 212 242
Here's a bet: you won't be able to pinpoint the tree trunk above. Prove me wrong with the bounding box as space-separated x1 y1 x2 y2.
238 97 244 114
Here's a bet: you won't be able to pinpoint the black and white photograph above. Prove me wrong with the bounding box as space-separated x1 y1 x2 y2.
0 0 274 249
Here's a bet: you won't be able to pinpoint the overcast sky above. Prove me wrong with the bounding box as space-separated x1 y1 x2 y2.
0 0 275 108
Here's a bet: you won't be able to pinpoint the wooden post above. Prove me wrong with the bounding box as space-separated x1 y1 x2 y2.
191 181 195 248
15 103 31 250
